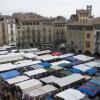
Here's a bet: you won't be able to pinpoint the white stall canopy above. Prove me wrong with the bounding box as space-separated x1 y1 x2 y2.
37 54 59 61
34 50 51 55
0 63 17 72
0 52 24 63
73 64 91 72
73 54 94 61
24 68 47 77
40 74 84 87
56 88 85 100
7 75 29 84
22 53 37 59
15 79 42 93
85 60 100 68
59 53 74 59
14 60 41 68
27 85 57 97
51 60 71 66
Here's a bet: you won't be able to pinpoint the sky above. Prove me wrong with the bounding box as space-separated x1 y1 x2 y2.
0 0 100 18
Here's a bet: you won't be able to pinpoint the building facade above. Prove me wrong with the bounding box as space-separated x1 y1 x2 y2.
7 18 17 46
70 5 93 22
12 13 66 49
0 15 10 46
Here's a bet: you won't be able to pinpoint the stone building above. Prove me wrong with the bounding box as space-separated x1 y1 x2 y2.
12 13 67 49
70 5 93 22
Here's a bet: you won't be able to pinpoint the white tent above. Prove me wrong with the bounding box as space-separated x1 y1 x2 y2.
35 50 51 55
37 54 59 61
7 75 29 84
15 79 42 93
27 85 57 97
19 48 39 53
85 60 100 68
56 88 85 100
40 74 84 87
14 60 41 68
59 53 74 59
73 64 91 72
73 54 94 61
50 65 63 70
51 60 71 66
0 52 24 63
22 53 37 59
40 76 60 83
52 74 84 87
0 63 17 72
0 51 8 55
24 68 47 77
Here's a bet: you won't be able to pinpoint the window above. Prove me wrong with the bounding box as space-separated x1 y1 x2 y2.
11 30 13 35
96 32 100 36
87 33 90 39
95 25 100 30
11 37 14 41
10 24 13 28
86 41 90 48
0 18 4 21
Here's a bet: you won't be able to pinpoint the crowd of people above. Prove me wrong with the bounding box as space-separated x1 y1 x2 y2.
0 78 22 100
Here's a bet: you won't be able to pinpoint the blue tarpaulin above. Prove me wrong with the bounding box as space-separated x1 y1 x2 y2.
78 85 99 97
90 80 100 86
48 96 54 100
69 68 82 73
58 63 69 67
0 70 21 80
70 61 82 66
65 57 77 62
39 62 51 68
85 69 97 75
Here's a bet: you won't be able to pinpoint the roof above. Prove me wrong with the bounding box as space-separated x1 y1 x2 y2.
27 85 57 97
24 68 47 76
35 50 51 55
90 76 100 85
40 74 84 87
0 53 24 63
67 21 93 26
38 62 51 68
40 76 60 83
52 74 84 87
90 17 100 25
59 70 73 76
85 60 100 68
23 53 37 59
7 75 29 84
78 85 99 97
51 52 62 56
0 70 21 80
73 64 91 72
50 65 63 70
0 53 23 63
51 60 71 66
59 53 74 59
14 60 41 68
0 51 8 55
37 54 60 61
73 54 94 61
0 63 18 72
56 88 85 100
19 48 39 52
15 79 42 93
